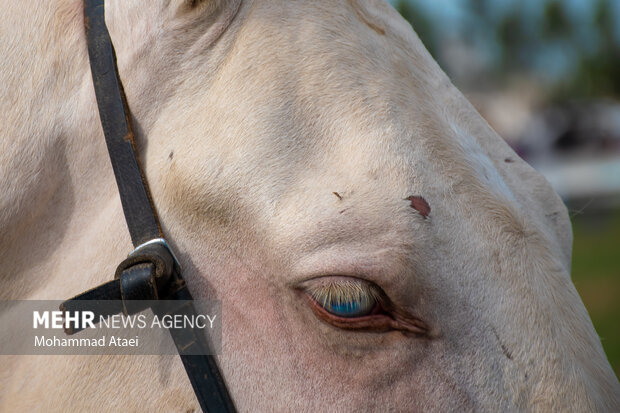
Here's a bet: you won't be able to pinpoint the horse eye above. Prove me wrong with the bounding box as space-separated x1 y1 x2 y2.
322 294 376 317
306 278 378 318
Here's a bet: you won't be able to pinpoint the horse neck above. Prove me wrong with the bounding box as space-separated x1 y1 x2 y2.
0 0 129 299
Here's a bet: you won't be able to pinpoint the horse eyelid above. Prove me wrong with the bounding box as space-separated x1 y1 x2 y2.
300 277 387 319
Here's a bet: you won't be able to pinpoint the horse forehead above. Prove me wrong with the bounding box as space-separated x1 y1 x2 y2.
148 0 568 261
173 1 453 168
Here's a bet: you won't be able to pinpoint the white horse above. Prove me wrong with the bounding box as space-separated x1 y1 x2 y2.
1 0 619 411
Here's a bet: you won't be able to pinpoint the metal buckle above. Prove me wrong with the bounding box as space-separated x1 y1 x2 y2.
129 238 182 272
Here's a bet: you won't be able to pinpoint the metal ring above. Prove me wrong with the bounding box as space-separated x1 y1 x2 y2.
129 238 182 272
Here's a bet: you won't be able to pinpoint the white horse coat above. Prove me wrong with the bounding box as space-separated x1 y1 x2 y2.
1 0 619 411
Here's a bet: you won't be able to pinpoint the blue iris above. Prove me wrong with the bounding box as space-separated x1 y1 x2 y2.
325 298 373 318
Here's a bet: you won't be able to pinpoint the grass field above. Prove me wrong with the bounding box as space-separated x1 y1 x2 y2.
570 207 620 377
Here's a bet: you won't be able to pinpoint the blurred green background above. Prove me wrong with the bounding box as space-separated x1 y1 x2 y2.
390 0 620 376
572 208 620 375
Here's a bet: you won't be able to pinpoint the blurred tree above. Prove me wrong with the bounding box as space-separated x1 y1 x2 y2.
563 0 620 100
393 0 437 58
542 0 571 39
496 9 526 72
393 0 620 101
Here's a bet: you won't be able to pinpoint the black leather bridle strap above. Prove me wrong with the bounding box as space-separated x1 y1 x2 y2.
72 1 237 411
84 0 161 247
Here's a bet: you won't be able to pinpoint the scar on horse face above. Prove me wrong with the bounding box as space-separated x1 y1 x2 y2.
405 195 430 219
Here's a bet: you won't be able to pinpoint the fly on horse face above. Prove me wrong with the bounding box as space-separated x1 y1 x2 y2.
1 0 619 411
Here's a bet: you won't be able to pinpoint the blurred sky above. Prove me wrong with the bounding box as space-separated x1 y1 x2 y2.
387 0 620 86
387 0 620 40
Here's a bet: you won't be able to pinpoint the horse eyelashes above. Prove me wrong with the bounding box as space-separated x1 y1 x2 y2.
306 278 379 318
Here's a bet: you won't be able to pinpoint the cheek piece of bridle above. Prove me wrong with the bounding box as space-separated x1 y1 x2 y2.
60 1 236 412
